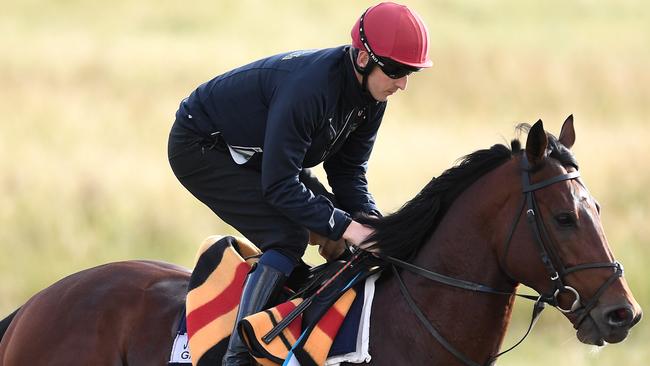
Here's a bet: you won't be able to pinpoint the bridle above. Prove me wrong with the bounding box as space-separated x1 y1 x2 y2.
505 155 623 323
380 153 624 366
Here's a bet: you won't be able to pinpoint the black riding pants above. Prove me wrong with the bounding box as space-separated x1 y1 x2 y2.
168 120 338 262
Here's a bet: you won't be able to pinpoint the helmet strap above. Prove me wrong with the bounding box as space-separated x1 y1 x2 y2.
349 47 376 93
361 63 377 92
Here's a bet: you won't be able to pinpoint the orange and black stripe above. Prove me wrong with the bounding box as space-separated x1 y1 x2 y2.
185 235 260 366
291 289 357 366
239 288 358 366
240 298 303 365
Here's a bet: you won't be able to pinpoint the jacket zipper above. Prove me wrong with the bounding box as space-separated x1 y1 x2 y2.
321 108 355 160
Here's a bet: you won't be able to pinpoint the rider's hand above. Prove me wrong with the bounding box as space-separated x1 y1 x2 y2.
342 220 377 252
309 231 347 262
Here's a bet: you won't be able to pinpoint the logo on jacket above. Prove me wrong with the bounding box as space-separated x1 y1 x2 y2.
281 50 317 61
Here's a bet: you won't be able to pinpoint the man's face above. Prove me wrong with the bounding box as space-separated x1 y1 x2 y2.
366 66 408 102
356 50 409 102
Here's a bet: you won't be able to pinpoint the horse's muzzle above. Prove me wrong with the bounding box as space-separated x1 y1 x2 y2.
576 302 642 345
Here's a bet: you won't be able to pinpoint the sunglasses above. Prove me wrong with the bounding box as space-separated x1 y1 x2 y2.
358 9 421 79
374 56 420 79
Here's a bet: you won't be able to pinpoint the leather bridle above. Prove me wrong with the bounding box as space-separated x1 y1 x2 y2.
506 155 623 324
381 154 624 366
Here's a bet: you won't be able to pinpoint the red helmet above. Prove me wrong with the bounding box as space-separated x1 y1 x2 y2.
351 2 432 69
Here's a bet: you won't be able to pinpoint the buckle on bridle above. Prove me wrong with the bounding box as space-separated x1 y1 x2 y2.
554 285 581 313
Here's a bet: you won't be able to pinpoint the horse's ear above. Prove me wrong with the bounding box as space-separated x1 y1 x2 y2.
559 114 575 149
525 119 548 165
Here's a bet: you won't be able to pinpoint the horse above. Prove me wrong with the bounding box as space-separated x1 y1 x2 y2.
0 117 642 365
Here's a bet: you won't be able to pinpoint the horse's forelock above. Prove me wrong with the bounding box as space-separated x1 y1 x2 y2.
511 139 522 152
547 134 579 170
515 122 578 169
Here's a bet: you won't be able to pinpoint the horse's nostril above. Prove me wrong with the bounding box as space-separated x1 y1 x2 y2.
631 309 642 327
606 307 633 327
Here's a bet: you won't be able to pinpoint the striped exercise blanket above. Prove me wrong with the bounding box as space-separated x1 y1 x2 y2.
185 235 261 365
184 235 374 366
239 287 358 366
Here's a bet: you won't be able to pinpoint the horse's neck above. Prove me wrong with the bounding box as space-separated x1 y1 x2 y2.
370 165 518 365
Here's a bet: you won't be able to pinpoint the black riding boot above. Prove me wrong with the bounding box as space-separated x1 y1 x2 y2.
222 262 286 366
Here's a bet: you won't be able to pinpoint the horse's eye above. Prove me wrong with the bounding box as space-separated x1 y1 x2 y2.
555 213 577 228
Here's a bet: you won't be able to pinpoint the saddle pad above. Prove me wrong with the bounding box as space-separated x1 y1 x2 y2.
240 289 358 366
185 235 260 366
325 273 379 365
242 272 380 366
169 309 191 365
181 235 379 366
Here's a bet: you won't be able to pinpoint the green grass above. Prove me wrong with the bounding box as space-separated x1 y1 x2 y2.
1 1 648 364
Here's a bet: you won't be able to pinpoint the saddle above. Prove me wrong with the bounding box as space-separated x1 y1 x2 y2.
179 235 380 366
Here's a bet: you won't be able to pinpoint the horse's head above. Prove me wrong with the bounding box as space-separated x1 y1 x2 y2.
500 116 642 346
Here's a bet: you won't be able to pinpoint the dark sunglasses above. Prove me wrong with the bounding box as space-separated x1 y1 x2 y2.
358 9 421 79
374 56 420 79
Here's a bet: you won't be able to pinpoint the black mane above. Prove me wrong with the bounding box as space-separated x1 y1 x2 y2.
357 126 577 260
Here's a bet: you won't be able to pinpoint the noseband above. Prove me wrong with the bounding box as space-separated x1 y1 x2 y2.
381 154 624 366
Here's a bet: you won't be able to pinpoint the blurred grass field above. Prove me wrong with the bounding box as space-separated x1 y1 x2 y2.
1 0 648 364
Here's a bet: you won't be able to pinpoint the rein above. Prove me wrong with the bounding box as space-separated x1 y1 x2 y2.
381 255 543 366
380 155 624 366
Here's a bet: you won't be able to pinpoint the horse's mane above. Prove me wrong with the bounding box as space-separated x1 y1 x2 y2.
357 124 578 260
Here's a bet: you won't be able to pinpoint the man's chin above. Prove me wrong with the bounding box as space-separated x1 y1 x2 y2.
367 90 392 102
376 93 391 102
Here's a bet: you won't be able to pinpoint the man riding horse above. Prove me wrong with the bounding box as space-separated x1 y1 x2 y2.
167 2 432 365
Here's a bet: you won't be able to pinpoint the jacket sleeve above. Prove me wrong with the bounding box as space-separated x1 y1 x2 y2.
261 85 352 241
323 102 386 217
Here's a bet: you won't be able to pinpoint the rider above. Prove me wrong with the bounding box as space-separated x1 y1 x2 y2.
167 2 432 365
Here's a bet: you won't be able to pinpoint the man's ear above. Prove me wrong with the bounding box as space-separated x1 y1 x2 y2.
356 50 370 68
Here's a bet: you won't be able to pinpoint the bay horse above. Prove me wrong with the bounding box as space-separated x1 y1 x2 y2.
0 117 642 365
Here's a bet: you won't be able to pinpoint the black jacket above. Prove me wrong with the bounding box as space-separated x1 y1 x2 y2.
175 46 385 240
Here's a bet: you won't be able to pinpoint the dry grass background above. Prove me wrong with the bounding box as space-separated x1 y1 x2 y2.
0 1 648 364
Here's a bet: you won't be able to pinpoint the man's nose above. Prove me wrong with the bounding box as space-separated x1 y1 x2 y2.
395 76 408 90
